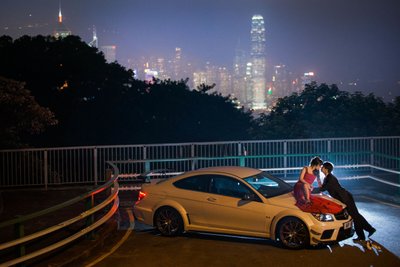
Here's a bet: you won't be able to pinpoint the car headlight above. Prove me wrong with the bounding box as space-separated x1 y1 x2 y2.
311 213 334 222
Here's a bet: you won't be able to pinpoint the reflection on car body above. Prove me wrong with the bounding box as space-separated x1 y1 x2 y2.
133 166 353 249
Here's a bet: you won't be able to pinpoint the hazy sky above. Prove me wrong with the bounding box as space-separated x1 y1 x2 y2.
1 0 399 98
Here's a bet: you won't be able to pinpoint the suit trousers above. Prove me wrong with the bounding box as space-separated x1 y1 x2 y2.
342 192 374 240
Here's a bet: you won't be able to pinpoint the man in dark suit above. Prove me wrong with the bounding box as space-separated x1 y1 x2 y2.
319 161 376 241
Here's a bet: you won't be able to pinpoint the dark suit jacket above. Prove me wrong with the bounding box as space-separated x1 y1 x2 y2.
320 173 351 203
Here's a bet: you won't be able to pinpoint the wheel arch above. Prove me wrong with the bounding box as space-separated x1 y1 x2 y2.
152 200 190 231
272 215 311 249
270 211 312 241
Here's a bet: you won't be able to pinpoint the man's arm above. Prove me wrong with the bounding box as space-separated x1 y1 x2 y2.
319 174 329 192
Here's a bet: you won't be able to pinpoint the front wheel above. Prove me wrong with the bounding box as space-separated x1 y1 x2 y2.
277 217 309 249
154 207 183 236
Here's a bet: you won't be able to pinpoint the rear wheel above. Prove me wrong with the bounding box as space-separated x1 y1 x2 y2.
278 217 309 249
154 207 183 236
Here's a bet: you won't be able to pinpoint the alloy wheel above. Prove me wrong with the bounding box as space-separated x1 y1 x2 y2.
155 207 183 236
278 217 309 249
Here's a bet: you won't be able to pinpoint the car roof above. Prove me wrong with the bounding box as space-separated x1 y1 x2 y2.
182 166 262 179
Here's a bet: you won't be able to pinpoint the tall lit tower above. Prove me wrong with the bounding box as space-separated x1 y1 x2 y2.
272 64 291 98
54 1 71 39
58 1 62 23
88 26 98 48
173 47 182 80
233 44 248 106
101 45 117 63
250 14 266 110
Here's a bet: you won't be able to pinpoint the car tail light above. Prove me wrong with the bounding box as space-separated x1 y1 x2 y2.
137 191 147 201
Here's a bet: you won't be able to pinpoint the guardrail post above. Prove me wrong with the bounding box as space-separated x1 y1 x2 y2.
44 150 48 190
94 147 98 186
85 195 95 240
143 146 150 172
105 169 113 196
191 144 196 170
370 138 374 166
239 155 245 167
327 139 331 154
238 143 245 167
14 218 26 261
370 138 375 176
144 161 150 173
191 159 197 170
283 141 287 178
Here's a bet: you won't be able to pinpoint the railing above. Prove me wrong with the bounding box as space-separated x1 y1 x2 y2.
0 139 399 265
0 136 399 188
0 162 120 267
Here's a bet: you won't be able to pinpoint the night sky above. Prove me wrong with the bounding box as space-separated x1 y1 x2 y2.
1 0 399 98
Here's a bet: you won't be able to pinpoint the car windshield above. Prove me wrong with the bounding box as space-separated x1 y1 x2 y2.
243 172 293 198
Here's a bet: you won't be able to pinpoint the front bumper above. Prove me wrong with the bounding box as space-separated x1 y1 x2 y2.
309 219 354 245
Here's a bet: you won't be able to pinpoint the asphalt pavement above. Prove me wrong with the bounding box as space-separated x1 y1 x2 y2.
0 184 399 267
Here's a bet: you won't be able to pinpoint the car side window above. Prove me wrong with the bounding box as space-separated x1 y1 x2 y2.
210 176 252 199
173 175 210 192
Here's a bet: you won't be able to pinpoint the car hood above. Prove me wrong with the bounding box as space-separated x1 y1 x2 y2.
267 192 298 210
267 192 345 213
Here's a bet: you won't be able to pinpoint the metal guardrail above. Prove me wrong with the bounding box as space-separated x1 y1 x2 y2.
0 159 398 265
0 162 121 267
1 136 399 188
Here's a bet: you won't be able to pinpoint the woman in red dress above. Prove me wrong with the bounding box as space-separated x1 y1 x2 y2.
294 157 323 205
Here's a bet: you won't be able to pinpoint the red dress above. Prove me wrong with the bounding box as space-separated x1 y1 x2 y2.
293 171 343 214
293 172 316 204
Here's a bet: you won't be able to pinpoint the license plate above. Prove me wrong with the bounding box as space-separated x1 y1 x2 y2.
344 220 352 229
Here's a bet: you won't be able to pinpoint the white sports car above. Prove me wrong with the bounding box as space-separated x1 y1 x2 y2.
133 166 353 249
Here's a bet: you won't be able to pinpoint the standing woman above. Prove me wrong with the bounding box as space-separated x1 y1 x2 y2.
294 156 323 204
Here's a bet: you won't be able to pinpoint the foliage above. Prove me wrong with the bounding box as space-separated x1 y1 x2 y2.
1 34 398 148
251 82 398 139
0 35 253 147
0 76 57 148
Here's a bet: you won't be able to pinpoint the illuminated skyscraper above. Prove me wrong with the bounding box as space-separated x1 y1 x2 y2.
232 46 248 106
250 15 266 110
245 62 253 105
301 72 316 90
218 67 232 96
193 71 208 89
88 26 98 48
54 1 71 39
101 45 117 63
173 47 182 80
272 64 291 98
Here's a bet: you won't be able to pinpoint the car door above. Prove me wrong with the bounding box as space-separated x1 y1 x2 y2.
172 175 215 227
200 175 270 235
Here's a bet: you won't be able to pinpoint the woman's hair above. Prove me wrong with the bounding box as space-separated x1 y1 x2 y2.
310 156 323 166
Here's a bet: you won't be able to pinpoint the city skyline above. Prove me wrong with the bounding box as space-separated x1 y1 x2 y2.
1 0 399 100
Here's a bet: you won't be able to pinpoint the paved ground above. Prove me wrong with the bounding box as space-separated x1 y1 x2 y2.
1 183 399 267
75 193 400 267
80 229 400 267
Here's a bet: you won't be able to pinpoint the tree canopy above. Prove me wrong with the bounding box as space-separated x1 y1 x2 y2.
0 35 398 149
0 76 57 148
0 35 253 148
251 82 398 139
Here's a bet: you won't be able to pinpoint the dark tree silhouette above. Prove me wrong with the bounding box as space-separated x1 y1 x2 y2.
0 76 57 148
2 35 397 147
251 82 398 139
0 35 253 147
